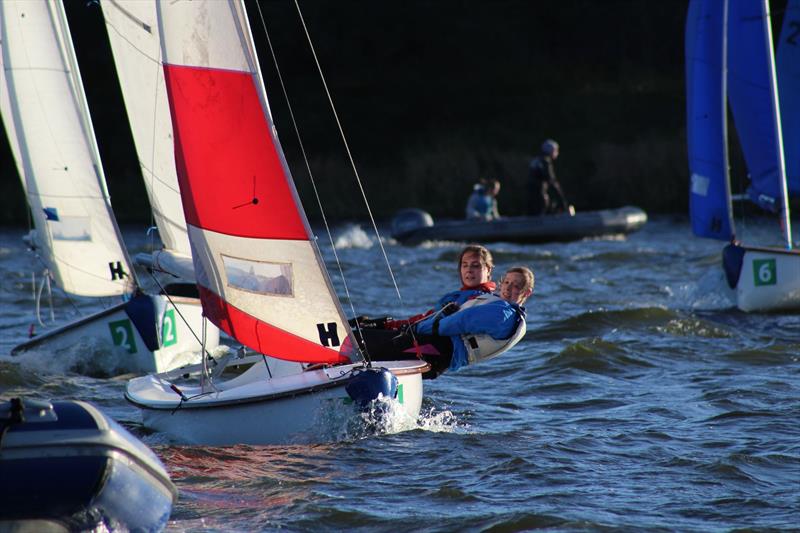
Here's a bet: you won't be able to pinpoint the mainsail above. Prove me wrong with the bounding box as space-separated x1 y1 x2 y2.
777 0 800 195
0 0 134 297
686 0 734 241
100 0 193 275
157 0 350 364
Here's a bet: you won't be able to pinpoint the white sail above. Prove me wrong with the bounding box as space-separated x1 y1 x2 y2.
100 0 191 260
157 0 351 363
0 0 133 297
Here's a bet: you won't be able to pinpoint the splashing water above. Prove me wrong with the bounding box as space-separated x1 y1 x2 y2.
333 224 374 249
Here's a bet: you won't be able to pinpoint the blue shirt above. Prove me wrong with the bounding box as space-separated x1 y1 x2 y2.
465 186 499 220
415 298 524 371
437 288 489 308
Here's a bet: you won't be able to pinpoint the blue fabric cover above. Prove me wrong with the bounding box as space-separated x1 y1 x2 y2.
124 293 159 352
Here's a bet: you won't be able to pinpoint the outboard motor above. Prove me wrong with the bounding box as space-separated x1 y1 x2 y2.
345 367 398 408
391 208 434 239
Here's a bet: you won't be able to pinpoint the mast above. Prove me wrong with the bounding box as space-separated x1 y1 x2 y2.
762 0 793 249
722 0 735 239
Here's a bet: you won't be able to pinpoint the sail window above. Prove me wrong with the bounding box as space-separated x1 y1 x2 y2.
222 255 293 296
49 216 92 241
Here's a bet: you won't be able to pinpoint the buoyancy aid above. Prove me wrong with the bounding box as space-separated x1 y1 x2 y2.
455 294 527 365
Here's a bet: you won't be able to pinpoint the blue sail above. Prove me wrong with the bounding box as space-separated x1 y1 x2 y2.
686 0 733 240
778 0 800 196
727 0 783 212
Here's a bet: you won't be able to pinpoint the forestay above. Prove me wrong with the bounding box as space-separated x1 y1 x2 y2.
158 1 350 364
0 0 133 297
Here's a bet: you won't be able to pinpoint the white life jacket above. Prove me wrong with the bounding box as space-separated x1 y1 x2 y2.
455 294 527 365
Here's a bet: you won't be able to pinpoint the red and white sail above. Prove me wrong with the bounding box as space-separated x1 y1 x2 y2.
157 0 350 364
0 0 133 297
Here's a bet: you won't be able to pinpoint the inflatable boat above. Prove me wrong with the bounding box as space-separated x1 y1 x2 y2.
0 397 177 532
390 206 647 245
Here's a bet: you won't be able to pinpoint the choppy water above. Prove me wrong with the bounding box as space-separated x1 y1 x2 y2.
1 217 799 531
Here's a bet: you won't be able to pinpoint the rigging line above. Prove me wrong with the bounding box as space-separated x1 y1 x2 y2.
29 244 82 315
253 2 349 303
145 269 215 362
290 0 406 308
253 1 375 362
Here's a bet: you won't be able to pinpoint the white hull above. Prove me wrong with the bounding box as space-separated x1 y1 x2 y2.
12 294 218 374
735 247 800 312
126 357 428 445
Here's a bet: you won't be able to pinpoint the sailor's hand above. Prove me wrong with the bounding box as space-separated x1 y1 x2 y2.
350 316 391 329
393 323 415 338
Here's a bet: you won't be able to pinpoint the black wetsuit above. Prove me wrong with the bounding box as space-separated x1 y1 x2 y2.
351 326 453 380
528 155 569 215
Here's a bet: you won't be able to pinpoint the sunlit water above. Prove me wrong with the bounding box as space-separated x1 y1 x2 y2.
1 217 798 531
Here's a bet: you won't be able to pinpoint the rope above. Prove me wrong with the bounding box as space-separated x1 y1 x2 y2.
290 0 405 308
145 269 215 362
253 1 379 363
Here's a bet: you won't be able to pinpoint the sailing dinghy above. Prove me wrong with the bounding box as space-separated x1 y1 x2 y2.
686 0 800 312
124 0 428 445
0 0 216 372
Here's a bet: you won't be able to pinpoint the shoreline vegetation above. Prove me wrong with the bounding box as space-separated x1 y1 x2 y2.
0 1 791 225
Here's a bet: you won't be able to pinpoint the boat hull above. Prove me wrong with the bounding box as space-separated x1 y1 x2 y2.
729 245 800 312
126 359 428 445
11 292 218 374
0 399 176 532
391 206 647 245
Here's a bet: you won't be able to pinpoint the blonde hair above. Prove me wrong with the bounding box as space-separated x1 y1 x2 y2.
505 265 534 294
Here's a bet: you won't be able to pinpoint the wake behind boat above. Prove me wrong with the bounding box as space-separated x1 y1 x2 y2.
391 206 647 245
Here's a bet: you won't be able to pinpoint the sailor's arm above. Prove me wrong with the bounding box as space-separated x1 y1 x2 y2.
416 301 519 339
